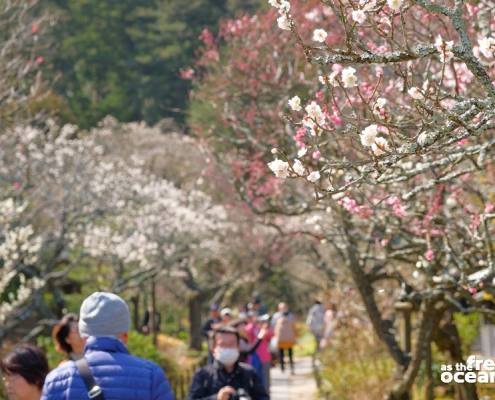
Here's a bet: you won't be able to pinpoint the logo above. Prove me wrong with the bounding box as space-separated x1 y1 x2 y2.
441 355 495 384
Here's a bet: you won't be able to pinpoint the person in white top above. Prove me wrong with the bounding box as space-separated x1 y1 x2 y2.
306 300 325 352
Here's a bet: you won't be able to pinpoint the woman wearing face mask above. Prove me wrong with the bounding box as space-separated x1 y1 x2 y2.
1 344 49 400
51 314 85 363
188 327 269 400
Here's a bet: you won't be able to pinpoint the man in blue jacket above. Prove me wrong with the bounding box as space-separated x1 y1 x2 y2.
41 292 174 400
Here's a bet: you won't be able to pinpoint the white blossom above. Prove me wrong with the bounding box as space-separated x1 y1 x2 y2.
417 132 430 147
408 87 423 100
297 147 308 157
304 101 326 129
292 159 306 176
312 29 328 43
479 37 495 59
352 9 367 24
372 137 389 156
277 15 291 30
360 124 379 147
341 67 358 88
307 171 321 183
376 98 387 108
288 96 302 111
268 159 290 178
269 0 290 12
373 98 387 116
435 36 454 63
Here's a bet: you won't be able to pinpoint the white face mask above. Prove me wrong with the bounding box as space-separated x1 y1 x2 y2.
214 347 240 366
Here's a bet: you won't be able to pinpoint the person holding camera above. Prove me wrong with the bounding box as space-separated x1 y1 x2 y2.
188 327 269 400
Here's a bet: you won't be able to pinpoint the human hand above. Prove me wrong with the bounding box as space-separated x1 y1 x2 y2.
217 386 236 400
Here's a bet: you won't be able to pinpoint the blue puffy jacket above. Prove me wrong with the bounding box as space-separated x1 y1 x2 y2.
41 336 174 400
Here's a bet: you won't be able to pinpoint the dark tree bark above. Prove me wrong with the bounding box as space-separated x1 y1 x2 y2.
189 293 203 350
433 311 479 400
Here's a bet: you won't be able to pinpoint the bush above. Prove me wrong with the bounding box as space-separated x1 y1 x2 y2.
127 331 181 383
318 327 395 400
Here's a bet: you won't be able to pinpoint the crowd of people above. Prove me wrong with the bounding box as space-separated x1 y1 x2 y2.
196 299 297 399
0 293 338 400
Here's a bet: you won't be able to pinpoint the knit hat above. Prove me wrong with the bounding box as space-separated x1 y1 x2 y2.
78 292 130 338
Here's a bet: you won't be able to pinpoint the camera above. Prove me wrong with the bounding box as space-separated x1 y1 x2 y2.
229 388 251 400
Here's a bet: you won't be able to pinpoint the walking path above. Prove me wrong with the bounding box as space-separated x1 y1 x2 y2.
270 356 318 400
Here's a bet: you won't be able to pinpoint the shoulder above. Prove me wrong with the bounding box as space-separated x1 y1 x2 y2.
42 361 81 398
238 362 257 374
44 360 77 384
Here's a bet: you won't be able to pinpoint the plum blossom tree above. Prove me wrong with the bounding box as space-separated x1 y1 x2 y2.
191 1 495 398
266 0 495 199
0 0 53 129
0 120 230 343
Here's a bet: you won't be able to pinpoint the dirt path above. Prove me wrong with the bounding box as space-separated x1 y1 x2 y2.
270 356 318 400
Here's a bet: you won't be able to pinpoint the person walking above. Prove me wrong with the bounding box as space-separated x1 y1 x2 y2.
51 313 85 363
1 344 49 400
306 300 325 353
41 292 174 400
248 315 273 393
274 304 296 374
188 327 269 400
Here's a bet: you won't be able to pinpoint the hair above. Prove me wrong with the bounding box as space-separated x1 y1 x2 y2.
212 327 240 344
0 344 49 390
52 313 78 355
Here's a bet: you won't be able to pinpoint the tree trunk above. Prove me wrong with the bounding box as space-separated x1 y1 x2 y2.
150 278 157 345
130 294 140 331
425 341 434 400
433 311 479 400
189 293 203 350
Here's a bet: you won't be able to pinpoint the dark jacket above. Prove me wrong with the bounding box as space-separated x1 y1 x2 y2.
202 317 220 338
188 361 269 400
41 336 174 400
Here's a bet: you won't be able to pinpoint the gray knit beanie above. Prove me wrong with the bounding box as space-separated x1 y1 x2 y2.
78 292 130 338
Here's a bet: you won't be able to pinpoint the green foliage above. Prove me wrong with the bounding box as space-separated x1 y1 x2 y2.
128 332 182 384
45 0 264 128
319 329 395 400
37 335 66 369
454 312 480 356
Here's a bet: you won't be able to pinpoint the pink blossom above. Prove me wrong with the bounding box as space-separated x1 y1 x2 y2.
199 28 215 47
330 114 342 126
312 150 321 160
457 138 469 145
386 196 407 217
35 56 44 65
470 214 481 231
485 203 495 213
339 196 374 218
425 249 434 261
179 68 195 80
294 127 307 147
31 23 39 34
13 181 21 190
